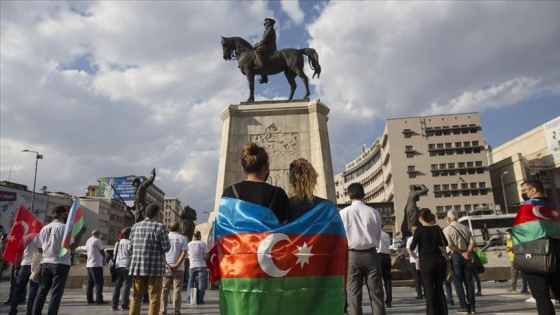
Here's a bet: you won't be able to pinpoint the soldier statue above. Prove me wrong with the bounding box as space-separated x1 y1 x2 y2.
127 168 156 223
400 184 429 238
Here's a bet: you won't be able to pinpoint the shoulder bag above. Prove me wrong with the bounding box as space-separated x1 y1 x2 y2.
437 226 454 282
513 238 556 274
109 241 119 282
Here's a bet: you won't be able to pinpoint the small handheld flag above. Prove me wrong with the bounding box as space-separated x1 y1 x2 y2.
60 198 84 257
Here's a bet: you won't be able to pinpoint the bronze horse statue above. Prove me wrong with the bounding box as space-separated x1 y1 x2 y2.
221 36 321 102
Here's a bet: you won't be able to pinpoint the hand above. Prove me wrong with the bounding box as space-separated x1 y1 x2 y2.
151 168 156 176
462 251 470 260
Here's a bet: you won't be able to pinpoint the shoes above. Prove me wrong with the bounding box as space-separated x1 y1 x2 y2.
447 300 454 306
87 301 95 305
475 291 482 296
96 300 109 304
525 297 536 303
520 290 530 294
385 301 392 307
456 309 471 314
111 308 119 311
415 295 423 300
120 306 129 310
507 288 516 292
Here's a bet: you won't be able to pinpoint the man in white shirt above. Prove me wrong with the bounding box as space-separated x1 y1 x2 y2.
32 205 87 315
161 222 188 315
378 231 392 307
86 229 107 304
186 231 209 305
406 226 424 300
339 183 386 315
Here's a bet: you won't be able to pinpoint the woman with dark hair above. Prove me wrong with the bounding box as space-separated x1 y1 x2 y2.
287 158 326 222
408 208 448 315
222 142 291 223
111 227 132 311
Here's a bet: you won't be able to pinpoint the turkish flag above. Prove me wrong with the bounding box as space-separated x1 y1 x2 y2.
206 244 220 284
2 204 44 264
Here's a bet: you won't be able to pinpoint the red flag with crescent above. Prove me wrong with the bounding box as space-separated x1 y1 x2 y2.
206 244 220 284
2 204 44 264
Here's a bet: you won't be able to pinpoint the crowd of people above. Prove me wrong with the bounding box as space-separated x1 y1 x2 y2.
3 141 558 315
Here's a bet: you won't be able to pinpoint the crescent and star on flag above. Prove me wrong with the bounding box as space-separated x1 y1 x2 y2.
532 205 560 221
257 233 314 278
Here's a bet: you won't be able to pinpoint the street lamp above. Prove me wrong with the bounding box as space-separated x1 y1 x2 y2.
22 150 43 212
500 171 509 214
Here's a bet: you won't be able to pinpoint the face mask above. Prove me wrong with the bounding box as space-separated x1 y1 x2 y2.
521 193 530 201
506 235 512 240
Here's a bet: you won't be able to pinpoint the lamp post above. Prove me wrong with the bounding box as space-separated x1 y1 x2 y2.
500 171 509 214
22 150 43 212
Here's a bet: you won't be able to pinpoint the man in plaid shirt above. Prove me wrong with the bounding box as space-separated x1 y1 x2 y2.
128 204 171 315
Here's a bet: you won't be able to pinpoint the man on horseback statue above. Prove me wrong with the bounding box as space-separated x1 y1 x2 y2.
254 18 276 84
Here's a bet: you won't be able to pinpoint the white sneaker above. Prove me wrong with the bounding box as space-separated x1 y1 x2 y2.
525 297 536 303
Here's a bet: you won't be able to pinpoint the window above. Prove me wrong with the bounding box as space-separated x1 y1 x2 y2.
473 141 479 146
470 183 477 189
434 185 441 191
431 164 438 170
437 143 444 149
463 141 470 147
408 165 415 172
429 144 435 150
465 205 472 212
467 161 474 167
454 205 462 212
442 184 449 191
448 163 455 169
455 142 462 147
475 161 483 167
479 182 486 188
451 184 458 190
458 162 465 168
445 142 452 148
445 205 452 212
99 207 109 215
461 183 469 189
403 129 412 138
436 206 444 213
439 163 446 169
98 220 109 228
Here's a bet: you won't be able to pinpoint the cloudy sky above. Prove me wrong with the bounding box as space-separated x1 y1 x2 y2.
1 1 559 223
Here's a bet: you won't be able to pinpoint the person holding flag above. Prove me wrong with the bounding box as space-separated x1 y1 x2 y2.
512 179 560 315
31 205 87 315
2 204 43 315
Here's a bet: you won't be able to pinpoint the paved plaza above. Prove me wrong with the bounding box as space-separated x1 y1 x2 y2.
0 279 546 315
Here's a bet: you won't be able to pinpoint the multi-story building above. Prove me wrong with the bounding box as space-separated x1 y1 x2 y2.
335 113 494 236
163 197 182 226
489 116 560 212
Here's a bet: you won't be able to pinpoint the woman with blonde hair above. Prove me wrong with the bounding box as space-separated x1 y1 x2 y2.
287 158 326 222
222 142 291 223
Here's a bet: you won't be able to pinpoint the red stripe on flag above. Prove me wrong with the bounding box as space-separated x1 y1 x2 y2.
218 232 347 279
513 204 560 226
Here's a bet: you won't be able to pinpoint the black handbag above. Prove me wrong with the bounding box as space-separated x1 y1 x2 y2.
109 241 120 282
513 238 556 273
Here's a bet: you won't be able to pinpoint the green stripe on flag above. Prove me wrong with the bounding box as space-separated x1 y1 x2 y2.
219 275 345 315
513 219 560 245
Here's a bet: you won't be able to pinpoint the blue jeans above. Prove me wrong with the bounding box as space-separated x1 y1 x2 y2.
9 265 39 315
86 267 105 302
187 267 207 304
443 280 454 302
111 267 131 309
32 263 70 315
451 253 475 311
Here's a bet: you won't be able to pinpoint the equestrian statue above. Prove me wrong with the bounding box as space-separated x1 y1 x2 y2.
221 18 321 102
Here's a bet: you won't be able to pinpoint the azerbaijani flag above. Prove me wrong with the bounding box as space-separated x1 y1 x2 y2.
2 204 43 264
512 200 560 245
60 198 84 257
214 197 348 315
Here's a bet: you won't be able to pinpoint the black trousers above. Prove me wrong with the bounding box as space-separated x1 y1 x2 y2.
420 255 448 315
525 239 560 315
379 253 392 303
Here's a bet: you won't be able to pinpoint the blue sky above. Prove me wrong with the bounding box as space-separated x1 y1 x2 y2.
1 1 559 224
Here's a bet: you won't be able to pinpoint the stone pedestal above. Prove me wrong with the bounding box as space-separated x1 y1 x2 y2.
213 99 336 212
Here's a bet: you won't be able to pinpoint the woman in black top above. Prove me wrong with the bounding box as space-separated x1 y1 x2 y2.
222 142 291 223
408 208 448 315
287 158 326 222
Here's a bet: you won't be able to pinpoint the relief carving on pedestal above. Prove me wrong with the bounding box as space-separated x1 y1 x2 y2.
250 123 299 157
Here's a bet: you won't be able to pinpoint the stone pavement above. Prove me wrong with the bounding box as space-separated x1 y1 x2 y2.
0 279 548 314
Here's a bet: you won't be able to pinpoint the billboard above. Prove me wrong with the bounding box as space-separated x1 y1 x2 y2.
0 186 48 233
98 176 146 207
543 116 560 165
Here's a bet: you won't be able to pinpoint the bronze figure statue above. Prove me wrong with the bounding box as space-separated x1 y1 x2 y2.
126 168 156 223
221 20 321 102
180 205 197 242
400 184 429 238
254 18 277 84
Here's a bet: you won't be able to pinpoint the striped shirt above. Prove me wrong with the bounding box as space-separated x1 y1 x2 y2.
129 218 171 276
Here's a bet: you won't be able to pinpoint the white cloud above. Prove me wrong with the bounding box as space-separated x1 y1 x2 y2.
281 0 305 25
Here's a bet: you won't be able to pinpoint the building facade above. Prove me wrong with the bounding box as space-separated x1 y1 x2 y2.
489 116 560 212
335 113 495 236
163 197 182 226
